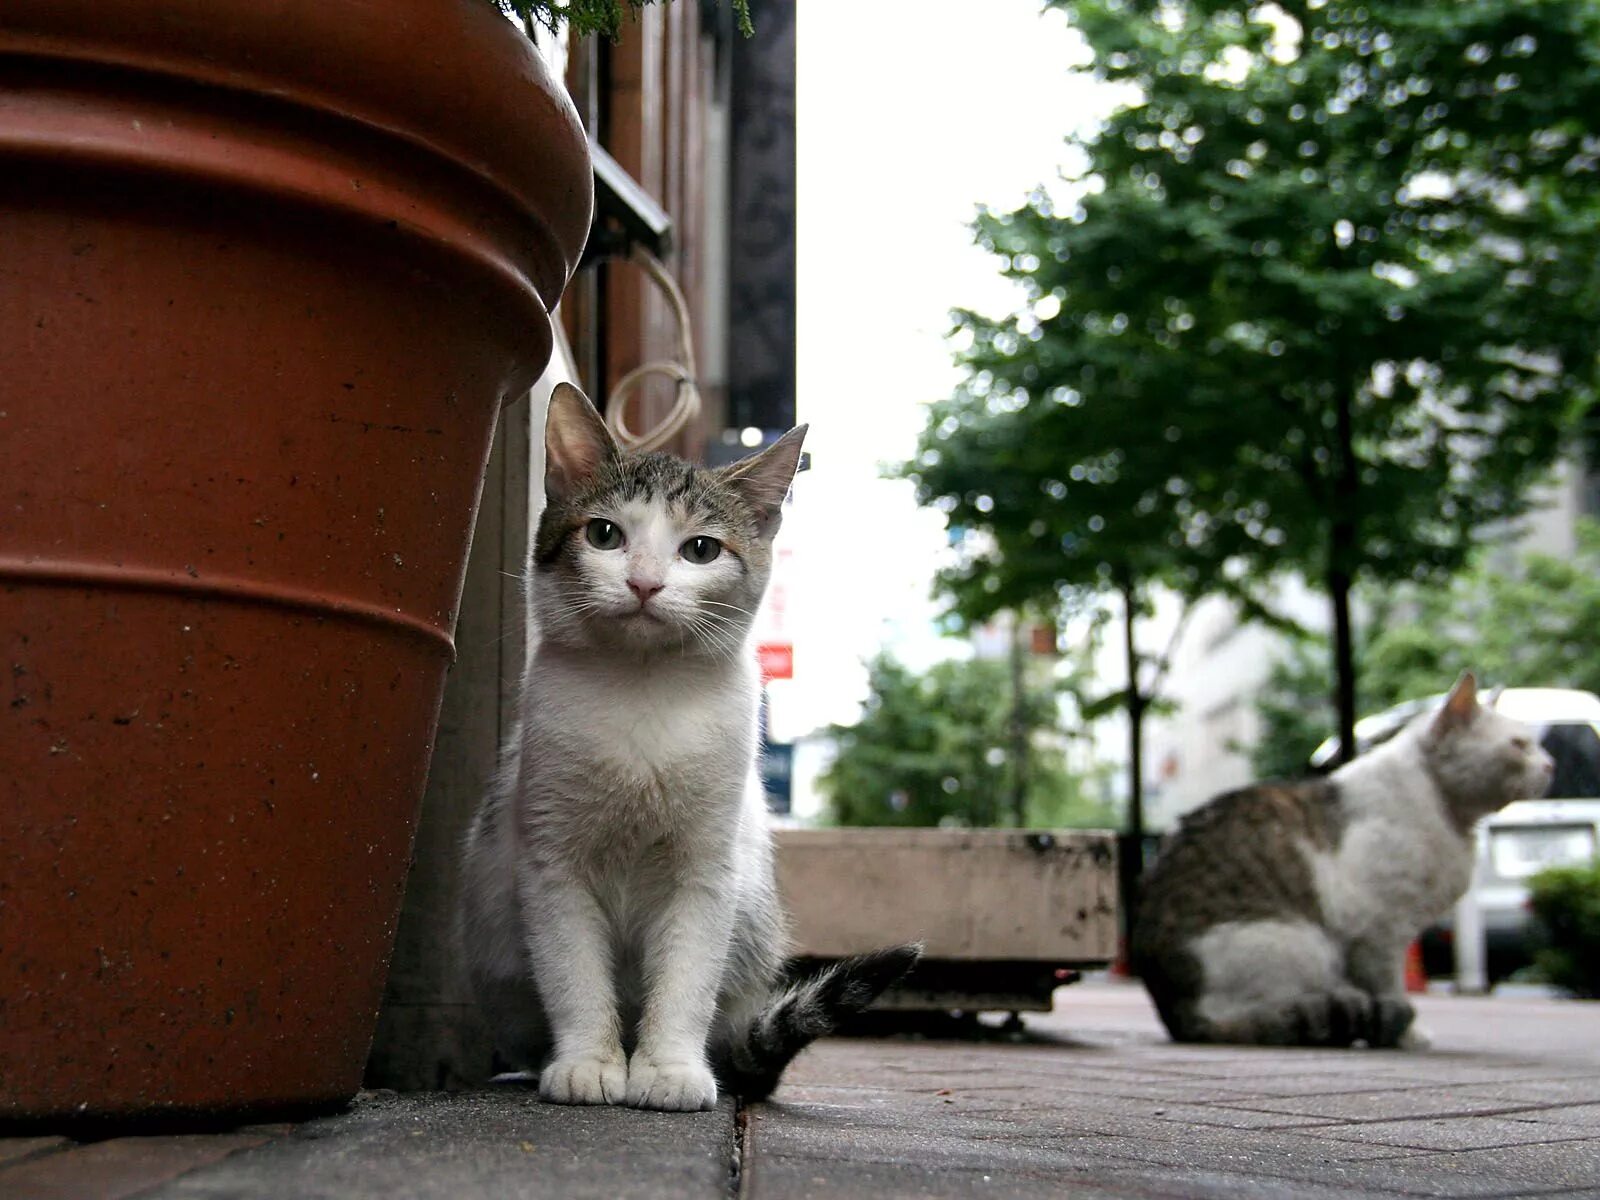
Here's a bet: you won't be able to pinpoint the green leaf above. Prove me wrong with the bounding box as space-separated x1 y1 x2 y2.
909 0 1600 778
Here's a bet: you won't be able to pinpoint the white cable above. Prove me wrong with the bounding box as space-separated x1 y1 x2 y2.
604 246 702 454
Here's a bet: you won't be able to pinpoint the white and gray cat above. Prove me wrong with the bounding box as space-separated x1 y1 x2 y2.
459 383 917 1111
1133 673 1552 1047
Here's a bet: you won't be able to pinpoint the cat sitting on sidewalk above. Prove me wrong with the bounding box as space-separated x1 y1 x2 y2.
1133 673 1552 1048
459 383 917 1111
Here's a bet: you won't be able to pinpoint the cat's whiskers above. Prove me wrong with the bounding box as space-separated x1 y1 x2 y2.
700 600 757 619
550 595 605 621
685 613 743 665
690 612 751 658
684 615 733 656
693 609 749 635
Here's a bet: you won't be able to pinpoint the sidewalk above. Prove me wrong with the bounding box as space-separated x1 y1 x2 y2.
3 982 1597 1199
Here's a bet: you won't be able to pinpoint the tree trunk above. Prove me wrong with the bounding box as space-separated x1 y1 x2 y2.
1008 615 1029 828
1118 579 1147 931
1329 564 1357 765
1329 386 1361 764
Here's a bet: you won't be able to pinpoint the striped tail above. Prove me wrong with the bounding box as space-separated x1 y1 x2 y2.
717 944 922 1101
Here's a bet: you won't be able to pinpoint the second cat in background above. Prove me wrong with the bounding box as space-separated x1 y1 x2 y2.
1133 672 1552 1048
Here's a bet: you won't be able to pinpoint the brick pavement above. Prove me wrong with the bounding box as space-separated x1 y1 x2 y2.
2 982 1595 1199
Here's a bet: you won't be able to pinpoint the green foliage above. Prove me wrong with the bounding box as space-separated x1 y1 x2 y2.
1251 519 1600 769
1527 857 1600 998
1367 517 1600 699
817 652 1114 830
908 0 1600 746
1248 638 1335 779
487 0 751 40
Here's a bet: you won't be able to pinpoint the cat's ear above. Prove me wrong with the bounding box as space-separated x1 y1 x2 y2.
719 425 808 539
544 382 618 504
1432 671 1479 737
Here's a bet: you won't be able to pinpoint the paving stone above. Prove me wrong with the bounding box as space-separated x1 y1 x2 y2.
1512 1102 1600 1131
1260 1139 1600 1198
744 1153 1370 1200
138 1089 736 1200
749 983 1600 1199
1450 1079 1600 1107
0 1134 269 1200
1378 1138 1600 1192
2 984 1595 1199
1305 1115 1599 1153
750 1113 1587 1200
744 1154 1120 1200
744 1115 1400 1200
0 1138 68 1168
1208 1088 1587 1123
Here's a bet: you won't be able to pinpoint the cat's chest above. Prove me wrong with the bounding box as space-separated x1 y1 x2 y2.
527 657 754 798
576 686 743 778
1313 806 1471 928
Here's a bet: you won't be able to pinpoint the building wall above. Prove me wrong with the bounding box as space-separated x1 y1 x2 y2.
557 0 795 446
1139 579 1326 831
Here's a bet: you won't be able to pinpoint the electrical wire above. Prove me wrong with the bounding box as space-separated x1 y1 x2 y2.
603 246 701 454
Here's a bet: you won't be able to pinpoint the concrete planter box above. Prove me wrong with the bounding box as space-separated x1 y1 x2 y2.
775 828 1119 1012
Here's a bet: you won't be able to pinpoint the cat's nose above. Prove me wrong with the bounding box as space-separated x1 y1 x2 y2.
628 578 664 604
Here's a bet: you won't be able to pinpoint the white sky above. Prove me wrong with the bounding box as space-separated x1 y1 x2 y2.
775 0 1118 739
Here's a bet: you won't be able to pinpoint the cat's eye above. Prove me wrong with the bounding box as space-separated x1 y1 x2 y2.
585 518 624 550
680 536 722 565
1512 737 1533 752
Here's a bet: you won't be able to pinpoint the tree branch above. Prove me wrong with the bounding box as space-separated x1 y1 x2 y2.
1139 597 1195 703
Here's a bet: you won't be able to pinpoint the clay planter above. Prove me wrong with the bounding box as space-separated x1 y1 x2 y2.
0 0 590 1122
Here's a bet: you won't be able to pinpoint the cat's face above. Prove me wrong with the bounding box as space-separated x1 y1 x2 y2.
1422 674 1554 826
531 383 805 660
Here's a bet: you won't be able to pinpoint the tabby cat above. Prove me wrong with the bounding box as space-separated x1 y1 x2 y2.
1133 673 1552 1047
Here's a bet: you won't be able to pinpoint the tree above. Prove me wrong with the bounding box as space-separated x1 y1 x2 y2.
489 1 752 40
1252 518 1600 770
1248 637 1338 779
910 0 1600 787
1371 519 1600 699
817 651 1114 830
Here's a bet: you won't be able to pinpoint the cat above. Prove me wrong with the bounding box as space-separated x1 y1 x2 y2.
458 382 919 1111
1132 672 1553 1048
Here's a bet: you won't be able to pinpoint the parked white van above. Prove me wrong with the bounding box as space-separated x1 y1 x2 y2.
1312 687 1600 983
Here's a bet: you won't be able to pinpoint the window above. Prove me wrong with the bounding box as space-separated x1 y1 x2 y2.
1539 722 1600 800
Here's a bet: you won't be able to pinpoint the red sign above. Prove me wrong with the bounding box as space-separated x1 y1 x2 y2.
758 643 793 682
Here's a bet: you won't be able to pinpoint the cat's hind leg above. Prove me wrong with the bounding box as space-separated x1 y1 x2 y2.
472 971 551 1078
458 806 552 1076
1188 919 1370 1046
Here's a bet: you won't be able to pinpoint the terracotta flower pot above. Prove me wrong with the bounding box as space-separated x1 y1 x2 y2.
0 0 591 1122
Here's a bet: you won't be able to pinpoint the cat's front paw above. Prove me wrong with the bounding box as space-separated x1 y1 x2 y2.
625 1056 718 1111
539 1054 628 1105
